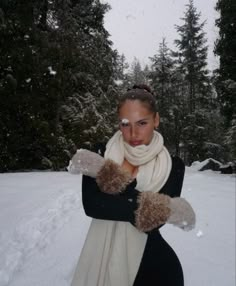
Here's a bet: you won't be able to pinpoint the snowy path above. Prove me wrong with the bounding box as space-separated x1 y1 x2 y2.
0 169 235 286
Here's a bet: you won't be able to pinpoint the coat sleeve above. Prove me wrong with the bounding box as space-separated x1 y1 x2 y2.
82 175 139 224
82 142 139 224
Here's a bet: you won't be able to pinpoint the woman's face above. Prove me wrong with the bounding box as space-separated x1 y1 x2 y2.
118 100 159 147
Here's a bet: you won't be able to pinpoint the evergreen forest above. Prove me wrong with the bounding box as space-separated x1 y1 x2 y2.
0 0 235 171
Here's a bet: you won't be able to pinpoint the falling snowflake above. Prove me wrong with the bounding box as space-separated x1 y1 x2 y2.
196 230 204 238
48 66 57 75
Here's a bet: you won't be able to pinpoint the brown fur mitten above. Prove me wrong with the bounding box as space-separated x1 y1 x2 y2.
135 192 196 232
68 149 133 194
135 192 171 232
96 159 133 194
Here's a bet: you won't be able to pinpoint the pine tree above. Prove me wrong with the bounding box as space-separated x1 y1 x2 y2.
214 0 236 161
149 38 176 110
149 38 182 154
172 0 219 164
0 0 117 171
113 53 129 81
113 52 130 91
214 0 236 127
0 0 58 170
224 118 236 160
174 0 211 114
127 57 149 87
55 0 117 150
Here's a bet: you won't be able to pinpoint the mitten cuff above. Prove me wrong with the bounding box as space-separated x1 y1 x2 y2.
135 191 171 232
96 159 133 194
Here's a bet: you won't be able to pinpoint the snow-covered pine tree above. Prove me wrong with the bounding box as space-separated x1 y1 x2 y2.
150 38 175 96
60 78 117 150
174 0 211 113
224 118 236 160
0 0 63 171
127 57 149 87
113 52 130 92
214 0 236 161
113 53 129 82
214 0 236 127
0 0 117 171
149 38 184 155
55 0 117 152
173 0 218 164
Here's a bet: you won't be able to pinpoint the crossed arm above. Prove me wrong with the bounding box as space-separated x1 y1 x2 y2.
80 154 194 232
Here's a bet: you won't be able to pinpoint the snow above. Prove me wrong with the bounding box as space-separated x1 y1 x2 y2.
114 79 123 86
121 118 130 124
48 66 57 75
0 168 235 286
196 230 204 238
190 158 222 171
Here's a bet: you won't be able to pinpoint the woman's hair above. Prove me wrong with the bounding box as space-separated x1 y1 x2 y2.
117 84 157 114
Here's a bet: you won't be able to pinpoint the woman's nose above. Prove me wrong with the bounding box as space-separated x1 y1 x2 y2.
130 126 138 138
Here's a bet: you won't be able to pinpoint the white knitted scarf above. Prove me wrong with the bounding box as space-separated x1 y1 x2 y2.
71 131 172 286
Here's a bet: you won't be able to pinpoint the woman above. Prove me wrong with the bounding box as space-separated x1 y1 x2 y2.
69 84 196 286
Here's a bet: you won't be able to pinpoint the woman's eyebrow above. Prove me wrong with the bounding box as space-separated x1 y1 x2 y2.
135 117 150 123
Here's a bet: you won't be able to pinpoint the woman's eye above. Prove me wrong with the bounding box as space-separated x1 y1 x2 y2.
138 121 147 126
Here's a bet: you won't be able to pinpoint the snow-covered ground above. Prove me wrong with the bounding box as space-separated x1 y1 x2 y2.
0 167 235 286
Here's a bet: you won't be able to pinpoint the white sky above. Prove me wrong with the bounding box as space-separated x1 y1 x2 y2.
103 0 219 70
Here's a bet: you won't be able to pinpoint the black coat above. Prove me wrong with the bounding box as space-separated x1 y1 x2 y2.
82 144 185 286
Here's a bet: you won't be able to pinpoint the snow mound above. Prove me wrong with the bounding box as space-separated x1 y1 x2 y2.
190 158 222 171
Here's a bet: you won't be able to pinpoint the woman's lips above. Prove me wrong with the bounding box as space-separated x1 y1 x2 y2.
129 140 143 146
